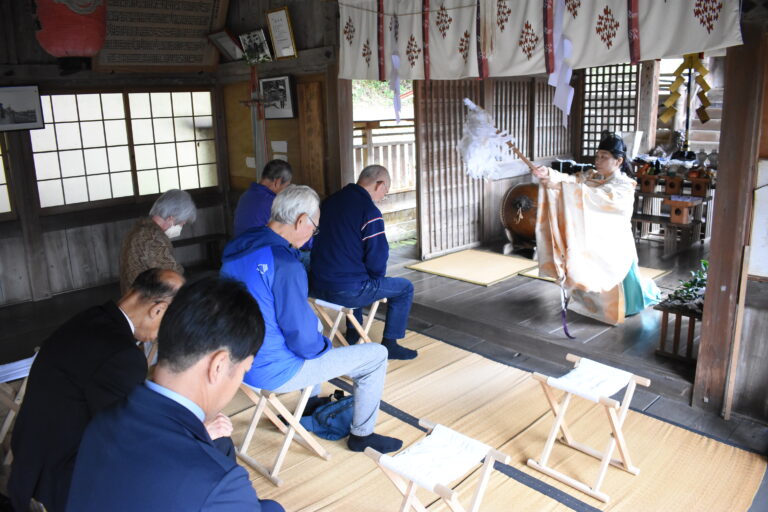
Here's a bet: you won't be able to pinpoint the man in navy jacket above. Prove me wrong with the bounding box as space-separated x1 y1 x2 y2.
221 185 402 454
66 277 284 512
233 159 292 237
310 165 417 360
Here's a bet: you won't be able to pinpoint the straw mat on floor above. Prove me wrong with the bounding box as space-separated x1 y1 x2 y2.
406 249 537 286
231 331 765 512
520 266 670 283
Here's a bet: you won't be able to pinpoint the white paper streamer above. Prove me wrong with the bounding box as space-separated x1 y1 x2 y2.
458 99 515 179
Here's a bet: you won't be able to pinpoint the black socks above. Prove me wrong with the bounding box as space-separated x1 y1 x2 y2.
382 338 418 360
347 432 403 454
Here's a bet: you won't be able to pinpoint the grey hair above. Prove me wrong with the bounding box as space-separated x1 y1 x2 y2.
270 185 319 224
261 159 293 183
149 189 197 224
357 165 390 186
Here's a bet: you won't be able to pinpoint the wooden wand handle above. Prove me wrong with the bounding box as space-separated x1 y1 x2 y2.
506 140 537 171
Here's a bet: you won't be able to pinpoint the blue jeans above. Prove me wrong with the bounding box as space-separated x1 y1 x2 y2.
311 277 414 343
269 344 388 436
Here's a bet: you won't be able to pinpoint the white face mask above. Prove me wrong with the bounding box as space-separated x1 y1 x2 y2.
164 224 182 239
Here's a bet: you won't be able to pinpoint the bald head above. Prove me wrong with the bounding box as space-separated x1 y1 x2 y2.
356 165 390 203
119 268 185 343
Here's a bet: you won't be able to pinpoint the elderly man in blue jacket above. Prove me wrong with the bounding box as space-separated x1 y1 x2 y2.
221 185 402 454
309 165 417 360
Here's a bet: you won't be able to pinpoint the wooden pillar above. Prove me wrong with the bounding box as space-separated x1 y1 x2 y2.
692 22 767 412
213 83 233 236
636 60 660 153
325 60 352 195
4 132 51 301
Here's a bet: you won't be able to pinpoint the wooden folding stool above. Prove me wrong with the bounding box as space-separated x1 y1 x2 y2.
527 354 651 503
236 384 331 486
309 297 387 346
0 352 37 464
366 419 510 512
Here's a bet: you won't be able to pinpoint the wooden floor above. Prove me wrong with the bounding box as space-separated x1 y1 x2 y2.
1 240 766 459
388 238 708 402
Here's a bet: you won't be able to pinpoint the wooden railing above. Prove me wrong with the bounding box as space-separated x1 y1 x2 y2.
353 120 416 193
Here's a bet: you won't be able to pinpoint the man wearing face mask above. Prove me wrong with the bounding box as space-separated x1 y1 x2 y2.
8 268 184 512
119 189 197 294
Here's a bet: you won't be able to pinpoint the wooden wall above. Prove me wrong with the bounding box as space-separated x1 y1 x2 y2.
219 1 339 198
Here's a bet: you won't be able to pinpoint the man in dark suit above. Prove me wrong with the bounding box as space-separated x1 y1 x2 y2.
66 276 284 512
8 268 184 512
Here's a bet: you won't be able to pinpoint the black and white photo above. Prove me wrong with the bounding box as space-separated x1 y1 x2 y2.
208 30 244 62
239 29 273 65
0 86 44 132
259 76 294 119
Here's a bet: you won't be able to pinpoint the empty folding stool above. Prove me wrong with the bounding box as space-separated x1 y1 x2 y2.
309 297 387 346
236 384 331 486
527 354 650 503
366 419 510 512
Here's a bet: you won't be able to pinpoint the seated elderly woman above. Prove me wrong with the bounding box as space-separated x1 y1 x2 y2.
119 189 197 294
532 133 661 325
221 184 403 454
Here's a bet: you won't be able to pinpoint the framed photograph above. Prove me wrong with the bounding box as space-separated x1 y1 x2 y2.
0 86 44 132
239 29 273 65
259 76 295 119
208 30 244 62
266 7 297 60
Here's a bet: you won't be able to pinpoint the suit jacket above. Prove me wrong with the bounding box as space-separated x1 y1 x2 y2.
67 384 267 512
8 302 147 512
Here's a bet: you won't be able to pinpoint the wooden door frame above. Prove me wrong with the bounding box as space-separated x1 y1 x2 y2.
692 21 767 413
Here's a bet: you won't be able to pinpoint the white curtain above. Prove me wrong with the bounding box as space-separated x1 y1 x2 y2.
339 0 379 80
338 0 743 80
427 1 479 79
486 0 547 77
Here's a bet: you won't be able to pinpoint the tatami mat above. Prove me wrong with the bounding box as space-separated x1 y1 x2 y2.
520 266 670 283
231 331 766 512
405 249 537 286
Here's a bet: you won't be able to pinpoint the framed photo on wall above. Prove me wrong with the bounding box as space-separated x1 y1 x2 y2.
259 76 295 119
208 30 244 61
266 7 297 60
0 86 44 132
239 29 273 64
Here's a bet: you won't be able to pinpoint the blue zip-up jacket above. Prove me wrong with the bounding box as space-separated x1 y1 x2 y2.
310 184 389 291
233 183 275 237
221 227 331 390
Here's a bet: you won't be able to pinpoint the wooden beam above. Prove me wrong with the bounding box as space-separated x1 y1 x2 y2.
693 22 767 412
215 47 337 85
636 60 660 153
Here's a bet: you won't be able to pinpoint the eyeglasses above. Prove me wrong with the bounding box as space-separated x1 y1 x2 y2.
308 216 319 236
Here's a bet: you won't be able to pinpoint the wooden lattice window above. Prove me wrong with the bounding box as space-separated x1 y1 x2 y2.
580 63 639 158
30 91 218 209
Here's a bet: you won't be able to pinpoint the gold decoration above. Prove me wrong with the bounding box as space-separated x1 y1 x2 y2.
659 53 712 125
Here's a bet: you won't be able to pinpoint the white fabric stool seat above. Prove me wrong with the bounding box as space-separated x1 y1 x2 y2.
367 420 510 512
380 424 491 492
546 357 632 403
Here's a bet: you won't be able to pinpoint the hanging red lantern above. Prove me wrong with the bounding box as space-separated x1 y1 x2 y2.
35 0 106 58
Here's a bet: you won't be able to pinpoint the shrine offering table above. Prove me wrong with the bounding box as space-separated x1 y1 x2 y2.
653 303 701 365
632 190 714 258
